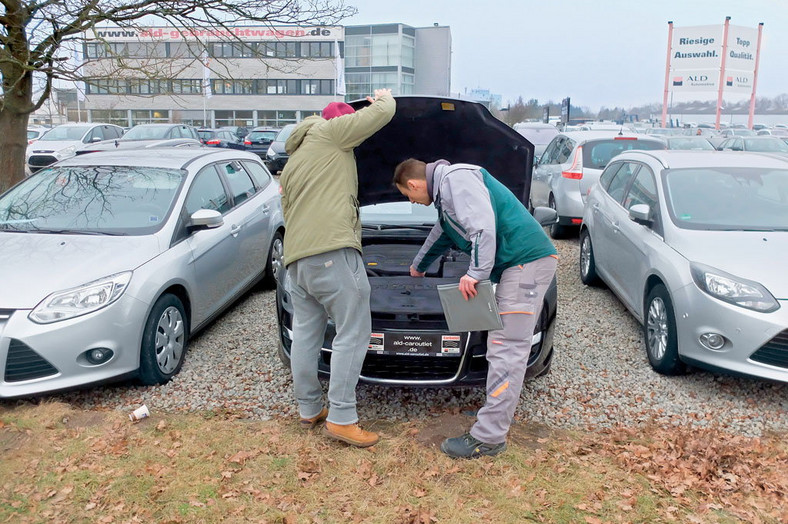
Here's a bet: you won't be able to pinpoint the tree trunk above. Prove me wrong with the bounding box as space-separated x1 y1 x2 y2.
0 109 29 193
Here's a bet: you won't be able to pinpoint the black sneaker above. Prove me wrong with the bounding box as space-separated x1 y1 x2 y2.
440 432 506 459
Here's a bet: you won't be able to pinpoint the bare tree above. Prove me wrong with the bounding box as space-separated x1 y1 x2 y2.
0 0 355 192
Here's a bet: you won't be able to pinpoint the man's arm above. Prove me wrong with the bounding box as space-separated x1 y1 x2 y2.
324 89 396 150
411 223 453 276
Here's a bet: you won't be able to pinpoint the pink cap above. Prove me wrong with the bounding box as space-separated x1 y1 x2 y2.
322 102 355 120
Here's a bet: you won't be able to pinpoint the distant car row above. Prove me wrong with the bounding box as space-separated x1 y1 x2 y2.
25 123 288 174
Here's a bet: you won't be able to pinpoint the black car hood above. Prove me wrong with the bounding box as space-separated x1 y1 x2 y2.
350 96 534 206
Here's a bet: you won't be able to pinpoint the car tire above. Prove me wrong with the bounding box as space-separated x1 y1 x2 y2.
579 229 600 286
139 294 188 385
262 230 284 289
548 195 570 239
643 284 687 376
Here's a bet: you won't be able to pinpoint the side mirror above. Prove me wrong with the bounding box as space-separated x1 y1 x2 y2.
532 206 558 226
629 204 651 225
189 209 223 230
90 137 103 143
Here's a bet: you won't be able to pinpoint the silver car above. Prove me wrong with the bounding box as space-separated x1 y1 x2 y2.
0 148 284 398
579 150 788 383
531 131 665 238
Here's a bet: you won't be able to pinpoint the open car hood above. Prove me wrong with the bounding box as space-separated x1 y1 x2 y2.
350 96 534 206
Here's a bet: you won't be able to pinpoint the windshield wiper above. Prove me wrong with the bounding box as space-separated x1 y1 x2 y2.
28 229 127 236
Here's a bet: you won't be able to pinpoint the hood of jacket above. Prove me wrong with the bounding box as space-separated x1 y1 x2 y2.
285 116 324 155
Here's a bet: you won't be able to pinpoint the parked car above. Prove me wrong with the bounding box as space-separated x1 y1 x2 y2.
717 136 788 154
579 150 788 383
708 128 756 149
275 96 558 386
531 131 666 238
0 148 284 398
244 127 280 158
756 128 788 137
662 136 716 151
76 123 202 154
27 126 50 144
265 124 296 174
513 122 559 160
218 125 249 140
196 128 246 150
26 123 124 173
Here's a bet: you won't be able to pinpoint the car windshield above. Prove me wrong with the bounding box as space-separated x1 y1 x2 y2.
121 126 170 141
274 125 295 142
666 137 715 150
361 201 438 226
743 138 788 152
248 131 278 141
583 138 665 169
0 165 185 235
664 167 788 231
38 126 89 141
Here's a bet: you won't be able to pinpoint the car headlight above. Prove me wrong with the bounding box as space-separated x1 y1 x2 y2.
55 145 77 159
690 263 779 313
266 147 275 158
29 272 133 324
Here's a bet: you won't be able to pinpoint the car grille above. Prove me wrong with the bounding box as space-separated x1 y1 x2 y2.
321 351 462 381
750 330 788 369
28 155 57 167
4 339 59 382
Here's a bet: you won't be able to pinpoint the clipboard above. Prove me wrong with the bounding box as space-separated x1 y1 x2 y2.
437 280 503 332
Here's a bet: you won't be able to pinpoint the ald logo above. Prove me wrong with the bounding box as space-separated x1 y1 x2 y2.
687 75 708 82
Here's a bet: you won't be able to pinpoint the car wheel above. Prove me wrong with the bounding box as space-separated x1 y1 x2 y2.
548 195 569 239
262 230 284 289
643 284 686 375
139 294 188 385
275 287 292 370
579 229 600 286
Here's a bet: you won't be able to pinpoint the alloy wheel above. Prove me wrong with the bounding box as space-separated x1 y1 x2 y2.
646 297 668 361
155 306 185 374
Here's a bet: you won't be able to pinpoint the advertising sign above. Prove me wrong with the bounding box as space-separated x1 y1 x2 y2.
90 26 343 42
671 25 724 71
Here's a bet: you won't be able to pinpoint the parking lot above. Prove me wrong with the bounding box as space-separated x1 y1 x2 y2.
46 236 788 439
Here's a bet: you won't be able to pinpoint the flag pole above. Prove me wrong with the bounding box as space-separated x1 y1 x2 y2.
747 23 764 130
661 21 674 128
715 17 731 131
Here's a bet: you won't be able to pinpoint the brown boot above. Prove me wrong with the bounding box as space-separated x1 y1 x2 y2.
299 408 328 429
323 422 379 448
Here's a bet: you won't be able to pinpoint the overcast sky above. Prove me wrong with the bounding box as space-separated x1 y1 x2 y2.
343 0 787 111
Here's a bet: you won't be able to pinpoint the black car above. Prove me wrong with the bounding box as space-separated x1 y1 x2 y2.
218 125 249 140
197 128 246 150
244 127 280 158
265 124 296 174
76 123 202 154
275 96 558 386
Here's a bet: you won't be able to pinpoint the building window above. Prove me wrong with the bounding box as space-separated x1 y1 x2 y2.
301 41 333 58
85 78 127 95
91 110 129 127
172 79 202 95
258 110 297 126
345 35 371 68
131 110 169 125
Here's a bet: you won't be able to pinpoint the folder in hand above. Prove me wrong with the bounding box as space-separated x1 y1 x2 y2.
437 280 503 333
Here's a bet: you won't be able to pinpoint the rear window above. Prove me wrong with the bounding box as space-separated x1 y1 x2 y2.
274 125 295 142
247 130 278 141
582 138 665 169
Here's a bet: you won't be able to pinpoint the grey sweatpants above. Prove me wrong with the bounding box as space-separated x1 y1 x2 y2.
470 255 558 444
287 248 371 425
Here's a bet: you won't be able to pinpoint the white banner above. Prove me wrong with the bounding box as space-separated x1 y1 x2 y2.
334 40 345 96
725 25 758 72
671 25 724 71
201 51 212 99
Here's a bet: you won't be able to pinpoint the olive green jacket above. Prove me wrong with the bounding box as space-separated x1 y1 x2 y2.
279 94 396 267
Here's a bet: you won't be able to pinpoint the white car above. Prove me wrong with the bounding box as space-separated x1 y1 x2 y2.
26 123 124 173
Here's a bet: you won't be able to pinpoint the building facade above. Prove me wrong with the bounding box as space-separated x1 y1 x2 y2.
73 23 451 128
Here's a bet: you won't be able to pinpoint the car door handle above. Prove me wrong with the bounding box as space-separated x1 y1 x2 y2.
261 204 270 215
230 224 242 237
611 221 621 233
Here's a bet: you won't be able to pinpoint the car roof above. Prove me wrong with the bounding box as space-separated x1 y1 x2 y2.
613 149 788 170
559 130 659 142
250 126 279 131
55 147 260 170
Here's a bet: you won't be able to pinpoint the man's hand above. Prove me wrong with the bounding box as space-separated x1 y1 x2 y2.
459 274 479 301
410 265 426 277
373 88 392 100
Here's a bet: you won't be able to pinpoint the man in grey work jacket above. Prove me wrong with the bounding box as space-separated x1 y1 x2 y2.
393 158 558 458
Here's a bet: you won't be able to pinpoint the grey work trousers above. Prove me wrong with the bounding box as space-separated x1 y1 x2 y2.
287 248 371 425
470 255 558 445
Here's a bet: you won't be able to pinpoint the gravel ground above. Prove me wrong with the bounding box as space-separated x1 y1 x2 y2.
44 237 788 437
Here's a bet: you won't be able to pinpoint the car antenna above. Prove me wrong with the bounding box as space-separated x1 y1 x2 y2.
618 127 624 136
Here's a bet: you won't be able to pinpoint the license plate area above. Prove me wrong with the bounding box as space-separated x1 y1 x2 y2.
368 332 464 357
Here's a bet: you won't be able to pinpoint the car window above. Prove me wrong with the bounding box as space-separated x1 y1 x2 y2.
539 138 561 164
599 162 623 190
242 160 273 189
556 138 575 164
583 139 664 169
605 162 640 204
185 167 231 215
220 162 257 206
623 166 658 211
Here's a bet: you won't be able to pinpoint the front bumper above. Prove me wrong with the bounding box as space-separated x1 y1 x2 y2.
0 296 148 398
673 284 788 382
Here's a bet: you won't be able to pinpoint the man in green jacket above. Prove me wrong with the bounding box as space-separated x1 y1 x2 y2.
280 89 395 448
